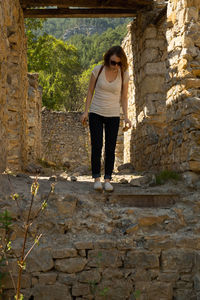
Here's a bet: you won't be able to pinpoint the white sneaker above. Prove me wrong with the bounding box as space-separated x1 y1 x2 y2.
94 181 103 191
104 182 114 192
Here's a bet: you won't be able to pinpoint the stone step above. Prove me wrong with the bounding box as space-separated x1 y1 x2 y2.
107 193 179 207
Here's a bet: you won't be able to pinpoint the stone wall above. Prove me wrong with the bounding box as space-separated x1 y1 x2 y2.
125 13 168 171
41 110 91 170
27 74 42 164
125 0 200 172
0 0 28 172
165 0 200 172
122 24 136 164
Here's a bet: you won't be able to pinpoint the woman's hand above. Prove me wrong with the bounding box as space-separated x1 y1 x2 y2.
124 117 132 129
80 111 88 126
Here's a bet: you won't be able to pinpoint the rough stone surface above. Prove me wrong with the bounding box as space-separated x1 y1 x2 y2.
27 73 42 164
0 0 28 172
1 173 200 299
123 0 200 172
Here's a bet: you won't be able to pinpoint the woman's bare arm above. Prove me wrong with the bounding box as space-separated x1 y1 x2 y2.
80 73 96 124
84 73 96 113
121 81 131 128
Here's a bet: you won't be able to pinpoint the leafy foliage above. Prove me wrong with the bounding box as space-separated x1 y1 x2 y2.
0 210 12 232
155 170 181 185
28 34 81 110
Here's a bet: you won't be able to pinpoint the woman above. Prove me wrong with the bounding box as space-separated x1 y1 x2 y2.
81 45 131 191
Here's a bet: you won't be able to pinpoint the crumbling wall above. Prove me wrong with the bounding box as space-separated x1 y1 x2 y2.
122 24 136 164
127 14 167 170
27 73 42 164
165 0 200 172
41 110 91 170
0 0 28 172
126 0 200 172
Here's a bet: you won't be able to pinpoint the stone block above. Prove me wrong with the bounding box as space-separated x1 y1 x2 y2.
93 239 116 249
102 268 123 280
52 247 77 258
95 279 132 300
138 215 169 227
74 241 94 250
33 283 72 300
58 273 76 285
188 146 200 161
144 26 157 39
124 250 159 269
161 249 195 272
72 283 90 296
78 270 101 283
88 249 122 268
189 160 200 172
38 272 57 285
135 281 172 300
55 257 87 273
26 247 54 272
145 39 166 50
141 76 165 96
141 48 159 66
144 62 166 75
185 78 200 89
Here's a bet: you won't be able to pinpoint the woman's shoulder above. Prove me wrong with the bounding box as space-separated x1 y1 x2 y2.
92 64 104 77
93 64 103 72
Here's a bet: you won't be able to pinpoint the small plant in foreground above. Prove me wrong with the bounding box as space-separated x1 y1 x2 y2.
155 170 181 185
0 172 56 300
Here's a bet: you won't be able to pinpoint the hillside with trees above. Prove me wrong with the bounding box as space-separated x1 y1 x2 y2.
39 18 131 40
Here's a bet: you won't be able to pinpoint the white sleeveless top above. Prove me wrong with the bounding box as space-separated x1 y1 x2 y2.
89 65 129 117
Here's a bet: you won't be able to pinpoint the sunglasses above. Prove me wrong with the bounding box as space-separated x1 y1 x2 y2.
110 60 121 66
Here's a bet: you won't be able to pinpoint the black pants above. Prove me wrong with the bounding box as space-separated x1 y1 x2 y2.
89 112 120 180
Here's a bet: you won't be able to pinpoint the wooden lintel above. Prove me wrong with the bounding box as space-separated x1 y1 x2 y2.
20 0 153 9
23 8 138 18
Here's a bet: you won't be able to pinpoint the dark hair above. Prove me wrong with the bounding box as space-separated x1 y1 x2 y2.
103 45 128 72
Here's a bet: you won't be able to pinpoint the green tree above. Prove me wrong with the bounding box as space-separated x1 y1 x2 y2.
28 34 81 110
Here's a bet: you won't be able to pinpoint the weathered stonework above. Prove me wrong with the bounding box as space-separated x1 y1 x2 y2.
122 24 136 164
41 109 91 170
124 12 168 171
1 175 200 300
165 0 200 172
27 73 42 164
124 1 200 172
0 0 28 172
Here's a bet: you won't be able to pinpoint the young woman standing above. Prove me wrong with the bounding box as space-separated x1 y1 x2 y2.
81 45 131 191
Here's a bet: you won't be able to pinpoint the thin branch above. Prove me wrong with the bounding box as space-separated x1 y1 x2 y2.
23 234 42 262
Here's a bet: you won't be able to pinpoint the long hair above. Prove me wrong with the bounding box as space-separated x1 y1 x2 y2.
103 45 128 72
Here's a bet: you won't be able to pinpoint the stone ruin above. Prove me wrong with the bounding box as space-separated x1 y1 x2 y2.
0 0 200 300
